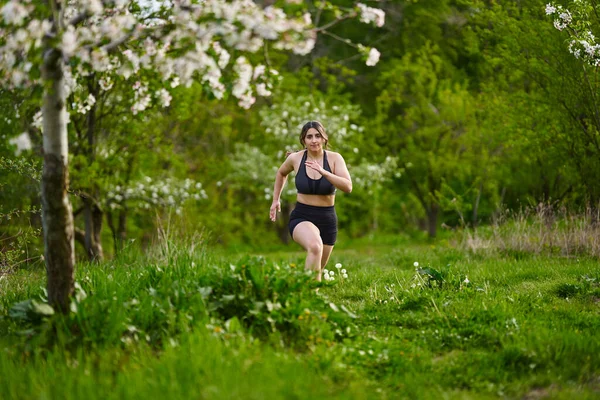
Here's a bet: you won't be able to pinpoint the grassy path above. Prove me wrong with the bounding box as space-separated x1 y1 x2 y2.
1 239 599 399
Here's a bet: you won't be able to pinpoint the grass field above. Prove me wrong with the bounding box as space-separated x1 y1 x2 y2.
1 235 599 399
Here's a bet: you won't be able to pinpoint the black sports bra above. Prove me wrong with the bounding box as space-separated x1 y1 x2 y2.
295 150 336 195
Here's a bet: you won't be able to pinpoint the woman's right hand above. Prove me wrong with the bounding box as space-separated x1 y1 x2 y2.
270 200 281 222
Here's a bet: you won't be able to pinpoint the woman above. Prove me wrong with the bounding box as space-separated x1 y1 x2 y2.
269 121 352 281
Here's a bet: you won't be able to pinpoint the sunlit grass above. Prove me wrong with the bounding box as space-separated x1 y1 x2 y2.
1 235 599 399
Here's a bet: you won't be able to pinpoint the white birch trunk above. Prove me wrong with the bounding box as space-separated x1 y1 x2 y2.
41 43 75 313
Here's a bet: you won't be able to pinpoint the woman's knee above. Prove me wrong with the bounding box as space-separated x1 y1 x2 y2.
307 240 323 256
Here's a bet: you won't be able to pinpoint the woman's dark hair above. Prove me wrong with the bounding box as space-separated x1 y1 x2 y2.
300 121 328 149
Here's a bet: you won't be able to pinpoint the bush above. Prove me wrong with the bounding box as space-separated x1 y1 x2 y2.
5 250 357 352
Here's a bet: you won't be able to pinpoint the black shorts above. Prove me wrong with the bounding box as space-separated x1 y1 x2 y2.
289 202 338 245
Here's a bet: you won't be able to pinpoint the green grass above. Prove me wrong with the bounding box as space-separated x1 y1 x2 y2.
1 235 599 399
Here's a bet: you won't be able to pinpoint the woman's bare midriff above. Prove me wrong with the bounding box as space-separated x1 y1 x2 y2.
296 193 335 207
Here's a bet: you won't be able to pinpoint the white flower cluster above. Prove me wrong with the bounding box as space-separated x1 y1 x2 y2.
0 15 52 87
357 44 381 67
105 177 207 213
156 88 172 108
566 33 600 64
74 93 96 114
32 110 43 131
131 81 151 115
259 94 363 149
0 0 313 103
357 3 385 28
229 143 275 192
323 263 348 281
546 2 600 66
8 132 32 155
366 48 381 66
0 0 386 112
99 76 114 91
546 3 572 30
1 0 31 26
351 155 400 193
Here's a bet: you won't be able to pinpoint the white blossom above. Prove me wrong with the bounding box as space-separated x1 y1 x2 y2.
1 1 30 26
156 88 172 108
357 3 385 27
9 132 32 155
62 26 78 58
86 0 104 16
366 47 381 66
256 83 272 96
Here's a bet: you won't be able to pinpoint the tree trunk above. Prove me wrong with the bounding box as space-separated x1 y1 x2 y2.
472 182 483 228
117 206 128 252
41 46 75 313
83 197 104 261
82 78 104 262
427 204 439 239
372 188 380 231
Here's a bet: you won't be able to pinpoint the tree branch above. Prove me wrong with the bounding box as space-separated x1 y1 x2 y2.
320 29 358 49
74 227 86 246
313 12 356 33
68 11 90 26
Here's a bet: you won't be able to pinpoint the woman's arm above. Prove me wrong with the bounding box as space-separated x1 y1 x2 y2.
270 155 295 221
305 153 353 193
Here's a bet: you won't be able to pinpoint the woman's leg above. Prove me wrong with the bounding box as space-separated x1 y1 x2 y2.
321 245 334 272
292 221 324 280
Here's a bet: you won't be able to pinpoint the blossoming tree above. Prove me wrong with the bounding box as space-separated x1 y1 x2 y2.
0 0 385 311
546 1 600 200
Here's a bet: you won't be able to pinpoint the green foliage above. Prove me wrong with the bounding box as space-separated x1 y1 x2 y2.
4 0 600 249
0 153 43 269
3 248 355 351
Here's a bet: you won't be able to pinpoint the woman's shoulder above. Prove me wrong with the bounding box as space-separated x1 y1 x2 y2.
326 150 344 160
288 149 305 160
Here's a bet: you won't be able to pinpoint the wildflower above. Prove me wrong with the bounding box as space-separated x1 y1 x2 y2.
329 270 334 276
341 269 346 274
323 269 329 275
335 263 342 269
463 276 470 284
413 261 419 267
545 4 556 15
343 274 348 279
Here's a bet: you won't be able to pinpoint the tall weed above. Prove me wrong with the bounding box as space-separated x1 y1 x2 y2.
460 204 600 258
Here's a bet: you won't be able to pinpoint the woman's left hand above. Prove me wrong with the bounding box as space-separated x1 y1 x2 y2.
305 160 325 175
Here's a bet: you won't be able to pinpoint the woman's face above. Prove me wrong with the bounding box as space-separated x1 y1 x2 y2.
304 128 325 150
